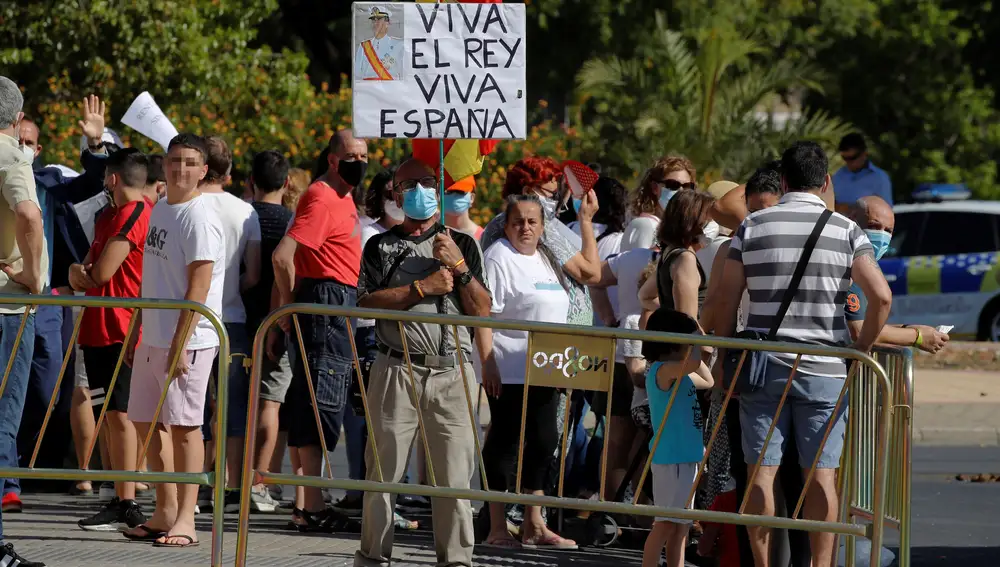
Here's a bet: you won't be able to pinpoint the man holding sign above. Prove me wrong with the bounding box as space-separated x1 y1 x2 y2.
355 6 403 81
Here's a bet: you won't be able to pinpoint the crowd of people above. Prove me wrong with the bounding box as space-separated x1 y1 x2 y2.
0 73 950 567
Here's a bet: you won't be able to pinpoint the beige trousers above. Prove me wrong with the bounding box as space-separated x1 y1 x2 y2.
354 353 477 567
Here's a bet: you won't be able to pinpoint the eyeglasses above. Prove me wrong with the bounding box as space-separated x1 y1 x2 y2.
656 179 696 191
395 176 437 192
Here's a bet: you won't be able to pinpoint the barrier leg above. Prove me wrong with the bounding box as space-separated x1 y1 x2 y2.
291 315 336 482
0 305 34 400
346 318 384 483
397 322 437 487
28 310 84 467
451 325 488 492
81 309 140 469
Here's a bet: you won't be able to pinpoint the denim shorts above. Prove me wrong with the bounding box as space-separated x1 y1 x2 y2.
738 357 847 469
287 278 357 449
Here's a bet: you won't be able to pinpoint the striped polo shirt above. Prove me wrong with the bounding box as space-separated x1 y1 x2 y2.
728 191 873 377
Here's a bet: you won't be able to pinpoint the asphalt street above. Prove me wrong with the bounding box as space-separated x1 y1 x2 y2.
901 446 1000 566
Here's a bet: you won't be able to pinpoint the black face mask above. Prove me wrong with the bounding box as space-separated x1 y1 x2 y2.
338 159 368 188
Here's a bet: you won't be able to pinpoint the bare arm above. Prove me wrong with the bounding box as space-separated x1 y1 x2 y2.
700 241 732 333
241 240 262 293
166 260 215 377
590 287 617 326
10 201 44 294
714 258 745 340
670 251 701 320
562 232 602 286
88 237 133 287
358 282 426 311
592 260 618 289
273 236 298 307
454 265 491 318
638 272 659 312
850 254 892 352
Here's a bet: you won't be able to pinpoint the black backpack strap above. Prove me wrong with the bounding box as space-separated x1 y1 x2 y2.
767 209 833 339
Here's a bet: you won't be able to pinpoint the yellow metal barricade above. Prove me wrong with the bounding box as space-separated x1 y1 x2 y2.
236 303 902 567
0 294 231 567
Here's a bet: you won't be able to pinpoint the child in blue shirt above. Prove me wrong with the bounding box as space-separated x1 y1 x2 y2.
641 308 714 567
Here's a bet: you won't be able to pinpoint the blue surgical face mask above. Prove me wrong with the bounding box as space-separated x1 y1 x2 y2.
443 192 472 214
658 188 677 210
865 229 891 261
402 183 439 221
572 198 582 214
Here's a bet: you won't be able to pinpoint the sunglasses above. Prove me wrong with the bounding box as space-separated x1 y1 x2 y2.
396 176 437 192
657 179 697 191
841 152 863 162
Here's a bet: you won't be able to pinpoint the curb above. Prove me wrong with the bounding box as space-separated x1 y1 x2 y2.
915 427 1000 446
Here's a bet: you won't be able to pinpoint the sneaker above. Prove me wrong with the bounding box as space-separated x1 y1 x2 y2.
395 495 432 515
0 542 44 567
197 485 214 511
78 497 122 532
331 495 363 516
2 492 22 513
98 482 115 503
119 499 148 530
249 486 278 513
268 485 283 502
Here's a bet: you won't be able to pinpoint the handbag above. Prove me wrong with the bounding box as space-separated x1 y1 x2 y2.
722 209 833 393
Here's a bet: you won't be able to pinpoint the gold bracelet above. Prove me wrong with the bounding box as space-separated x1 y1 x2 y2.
450 258 466 271
414 281 425 299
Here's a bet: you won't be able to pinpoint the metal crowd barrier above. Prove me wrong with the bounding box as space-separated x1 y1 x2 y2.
840 345 913 567
235 303 899 567
0 294 231 567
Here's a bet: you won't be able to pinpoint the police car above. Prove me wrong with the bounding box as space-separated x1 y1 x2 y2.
880 184 1000 340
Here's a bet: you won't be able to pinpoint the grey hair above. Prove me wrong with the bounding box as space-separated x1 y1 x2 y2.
502 194 569 292
0 77 23 130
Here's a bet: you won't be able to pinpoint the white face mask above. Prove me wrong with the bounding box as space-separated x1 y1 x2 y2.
383 198 404 222
20 144 34 164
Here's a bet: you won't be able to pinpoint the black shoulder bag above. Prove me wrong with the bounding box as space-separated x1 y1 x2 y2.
722 209 832 393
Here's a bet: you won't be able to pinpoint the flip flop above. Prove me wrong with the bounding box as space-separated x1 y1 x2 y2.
521 534 578 550
480 537 522 549
123 524 168 542
153 534 199 548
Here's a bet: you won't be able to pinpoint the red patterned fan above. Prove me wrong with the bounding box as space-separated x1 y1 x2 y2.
562 160 599 198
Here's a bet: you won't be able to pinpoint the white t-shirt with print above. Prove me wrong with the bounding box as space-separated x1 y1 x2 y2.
484 239 570 384
621 215 659 251
142 195 226 350
202 192 261 324
608 247 655 363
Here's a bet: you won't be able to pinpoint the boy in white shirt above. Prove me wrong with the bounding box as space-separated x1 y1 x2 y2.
196 136 265 513
124 133 226 548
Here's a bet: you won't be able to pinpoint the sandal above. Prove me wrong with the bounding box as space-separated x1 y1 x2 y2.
153 534 199 548
291 507 361 533
481 536 522 549
124 524 168 542
521 533 578 550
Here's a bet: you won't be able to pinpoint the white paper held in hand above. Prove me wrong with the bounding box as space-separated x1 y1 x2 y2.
121 92 179 153
936 325 954 334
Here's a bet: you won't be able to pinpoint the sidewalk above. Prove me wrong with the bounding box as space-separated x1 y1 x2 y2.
914 368 1000 445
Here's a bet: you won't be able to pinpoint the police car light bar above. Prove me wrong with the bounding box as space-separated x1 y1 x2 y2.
911 183 971 202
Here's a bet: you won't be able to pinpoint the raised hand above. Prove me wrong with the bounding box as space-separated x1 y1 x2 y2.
79 94 106 144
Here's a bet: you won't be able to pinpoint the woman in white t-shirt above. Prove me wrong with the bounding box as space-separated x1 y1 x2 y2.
479 195 577 550
621 155 697 252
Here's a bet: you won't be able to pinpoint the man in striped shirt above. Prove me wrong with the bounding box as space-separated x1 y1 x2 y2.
714 141 891 567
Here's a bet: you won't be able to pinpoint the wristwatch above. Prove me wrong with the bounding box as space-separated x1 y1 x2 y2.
455 270 473 286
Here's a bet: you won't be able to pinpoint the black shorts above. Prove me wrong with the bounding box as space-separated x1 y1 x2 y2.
588 363 634 418
82 343 132 415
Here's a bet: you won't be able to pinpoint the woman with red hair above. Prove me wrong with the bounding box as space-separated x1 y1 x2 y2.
480 156 603 326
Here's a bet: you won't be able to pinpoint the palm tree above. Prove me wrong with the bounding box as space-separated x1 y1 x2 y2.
575 12 852 182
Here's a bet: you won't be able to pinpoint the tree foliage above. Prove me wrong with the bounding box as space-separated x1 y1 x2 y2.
574 13 851 182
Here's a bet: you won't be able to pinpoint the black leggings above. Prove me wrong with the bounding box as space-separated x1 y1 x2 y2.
483 385 560 492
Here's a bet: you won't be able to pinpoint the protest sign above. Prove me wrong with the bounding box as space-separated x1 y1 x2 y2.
121 92 179 152
351 2 527 140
